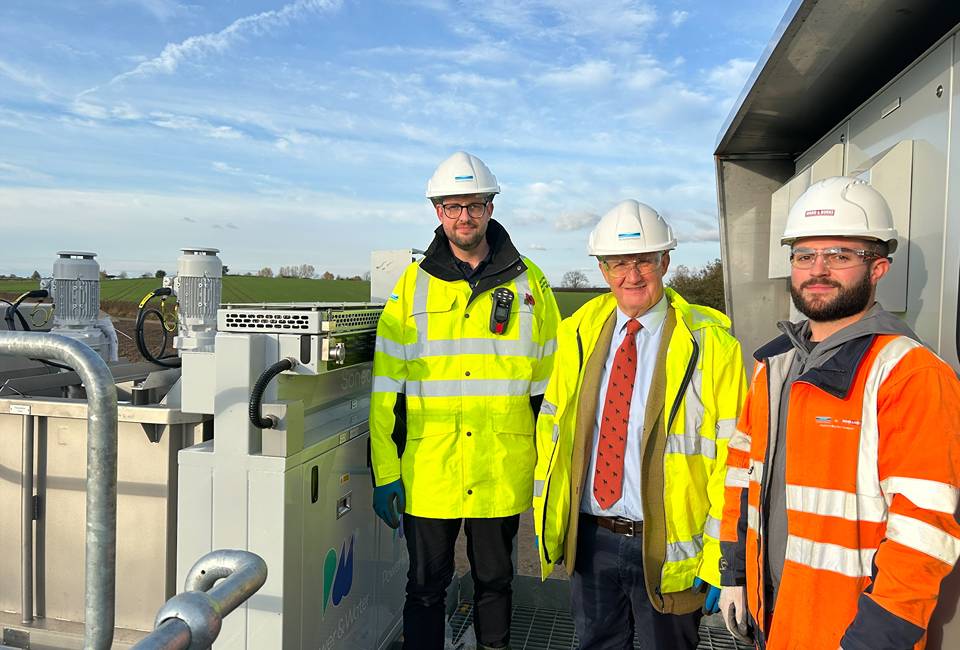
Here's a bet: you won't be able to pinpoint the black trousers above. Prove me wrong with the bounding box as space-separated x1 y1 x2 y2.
402 513 520 650
571 515 702 650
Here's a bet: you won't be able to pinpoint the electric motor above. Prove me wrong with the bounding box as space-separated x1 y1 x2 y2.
49 251 108 357
173 247 222 353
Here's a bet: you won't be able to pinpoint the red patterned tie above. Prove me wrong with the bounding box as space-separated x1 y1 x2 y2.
593 318 641 509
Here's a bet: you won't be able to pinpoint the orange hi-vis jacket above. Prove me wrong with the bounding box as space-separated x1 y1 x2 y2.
720 331 960 650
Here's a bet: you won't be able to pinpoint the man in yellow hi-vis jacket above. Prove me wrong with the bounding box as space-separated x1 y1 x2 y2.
370 151 560 650
532 200 746 649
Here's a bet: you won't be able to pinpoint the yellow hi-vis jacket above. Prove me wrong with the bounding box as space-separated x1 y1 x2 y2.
370 227 560 519
533 289 745 594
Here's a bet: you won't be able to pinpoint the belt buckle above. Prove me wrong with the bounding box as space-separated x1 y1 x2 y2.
615 517 636 537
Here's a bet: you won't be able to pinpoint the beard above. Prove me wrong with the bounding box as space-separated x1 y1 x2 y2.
444 220 487 251
790 270 873 321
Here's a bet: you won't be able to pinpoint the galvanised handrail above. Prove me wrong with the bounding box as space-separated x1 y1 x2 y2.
132 549 268 650
0 331 118 649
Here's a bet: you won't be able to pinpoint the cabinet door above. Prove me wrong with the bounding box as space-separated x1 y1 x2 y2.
301 433 376 649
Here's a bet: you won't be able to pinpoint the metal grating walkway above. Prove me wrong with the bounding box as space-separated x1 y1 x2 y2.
448 601 753 650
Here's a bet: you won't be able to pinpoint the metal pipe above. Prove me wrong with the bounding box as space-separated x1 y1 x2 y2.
184 549 268 617
0 332 117 650
132 550 268 650
21 415 34 624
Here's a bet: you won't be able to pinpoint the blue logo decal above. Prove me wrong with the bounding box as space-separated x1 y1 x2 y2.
617 232 643 239
322 533 355 615
390 293 399 301
454 175 475 181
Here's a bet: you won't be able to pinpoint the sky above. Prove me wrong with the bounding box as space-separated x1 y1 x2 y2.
0 0 791 285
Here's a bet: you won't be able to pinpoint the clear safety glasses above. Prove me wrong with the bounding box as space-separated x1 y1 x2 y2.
789 247 883 270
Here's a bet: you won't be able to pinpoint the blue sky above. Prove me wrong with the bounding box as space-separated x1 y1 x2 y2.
0 0 790 284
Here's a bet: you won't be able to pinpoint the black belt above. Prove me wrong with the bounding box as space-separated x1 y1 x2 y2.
587 514 644 537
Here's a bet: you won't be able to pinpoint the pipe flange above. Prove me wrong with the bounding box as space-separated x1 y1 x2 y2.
155 590 222 649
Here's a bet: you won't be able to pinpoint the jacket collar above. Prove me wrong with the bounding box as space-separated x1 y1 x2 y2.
419 219 527 302
569 288 730 342
754 331 874 400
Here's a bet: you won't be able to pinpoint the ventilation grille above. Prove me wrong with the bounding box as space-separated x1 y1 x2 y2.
218 310 321 333
52 278 99 324
324 308 382 333
177 276 221 320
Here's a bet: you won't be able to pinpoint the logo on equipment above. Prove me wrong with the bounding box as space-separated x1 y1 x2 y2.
323 533 355 615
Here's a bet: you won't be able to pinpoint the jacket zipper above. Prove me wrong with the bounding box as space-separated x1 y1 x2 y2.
754 358 775 644
539 328 585 565
658 333 699 590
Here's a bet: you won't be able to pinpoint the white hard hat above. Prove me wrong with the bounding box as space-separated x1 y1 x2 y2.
782 176 898 253
587 199 677 256
425 151 500 200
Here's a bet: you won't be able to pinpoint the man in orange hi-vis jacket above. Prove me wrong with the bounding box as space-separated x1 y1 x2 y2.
718 176 960 650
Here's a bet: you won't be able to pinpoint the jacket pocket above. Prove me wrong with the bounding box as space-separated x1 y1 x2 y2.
406 411 460 439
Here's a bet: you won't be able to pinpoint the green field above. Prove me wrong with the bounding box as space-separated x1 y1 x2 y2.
0 277 602 318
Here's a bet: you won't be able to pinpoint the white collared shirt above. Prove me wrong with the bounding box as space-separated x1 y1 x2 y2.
580 294 668 520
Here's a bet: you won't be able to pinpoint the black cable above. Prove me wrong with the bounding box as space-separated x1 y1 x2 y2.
135 306 181 368
249 358 296 429
1 294 70 370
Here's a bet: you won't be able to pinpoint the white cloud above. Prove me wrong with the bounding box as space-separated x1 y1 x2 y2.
528 243 547 250
0 162 54 183
540 60 614 88
555 210 600 231
0 59 51 93
149 112 243 139
470 1 657 40
115 0 191 21
106 0 342 85
437 72 516 90
704 58 756 97
670 10 689 26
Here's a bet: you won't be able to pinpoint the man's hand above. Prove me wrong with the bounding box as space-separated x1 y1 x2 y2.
719 586 753 644
373 479 405 529
693 577 721 614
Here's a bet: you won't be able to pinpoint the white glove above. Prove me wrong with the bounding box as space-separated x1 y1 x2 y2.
719 586 752 644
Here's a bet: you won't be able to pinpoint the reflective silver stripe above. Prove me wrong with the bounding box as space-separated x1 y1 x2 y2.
704 515 721 539
534 479 545 498
857 337 923 502
406 378 530 398
552 424 560 443
881 477 960 515
540 400 558 416
665 535 703 563
514 270 534 343
530 378 549 396
412 265 430 315
886 513 960 564
412 338 538 358
375 337 406 359
716 418 737 439
747 505 760 532
681 331 704 439
751 460 764 485
541 338 558 357
785 535 876 577
727 429 751 453
372 376 405 393
728 429 751 453
665 432 716 459
725 466 749 488
786 484 887 523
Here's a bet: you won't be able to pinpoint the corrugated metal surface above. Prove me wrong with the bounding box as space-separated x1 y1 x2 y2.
447 601 752 650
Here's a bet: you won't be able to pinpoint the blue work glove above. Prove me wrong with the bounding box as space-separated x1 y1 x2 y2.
373 479 405 529
693 577 721 614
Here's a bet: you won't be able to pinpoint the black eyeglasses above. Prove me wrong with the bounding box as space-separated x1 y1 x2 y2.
440 201 488 219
